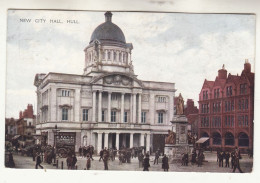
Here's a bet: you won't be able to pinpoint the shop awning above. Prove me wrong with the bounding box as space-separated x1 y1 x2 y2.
12 135 21 140
196 137 209 144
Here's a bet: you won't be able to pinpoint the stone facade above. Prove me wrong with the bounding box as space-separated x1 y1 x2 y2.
198 61 254 152
34 12 175 154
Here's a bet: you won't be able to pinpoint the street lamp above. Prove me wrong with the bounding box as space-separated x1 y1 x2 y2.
52 125 60 164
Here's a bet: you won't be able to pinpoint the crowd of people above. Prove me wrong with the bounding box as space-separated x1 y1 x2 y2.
217 147 243 173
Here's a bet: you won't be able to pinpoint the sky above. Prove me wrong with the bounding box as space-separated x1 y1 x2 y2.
6 10 255 118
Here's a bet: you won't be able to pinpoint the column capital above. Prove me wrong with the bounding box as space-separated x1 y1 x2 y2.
92 90 97 93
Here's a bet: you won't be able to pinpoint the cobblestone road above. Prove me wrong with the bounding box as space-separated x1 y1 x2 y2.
11 152 253 173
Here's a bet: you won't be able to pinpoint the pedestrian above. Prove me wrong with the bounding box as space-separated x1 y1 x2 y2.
162 154 169 171
79 146 82 157
184 153 189 166
197 151 203 167
103 152 109 170
181 153 185 166
72 154 77 169
232 152 243 173
143 154 150 171
225 151 230 167
219 151 224 167
138 152 144 168
217 149 220 162
35 153 44 169
231 151 235 169
99 149 104 161
86 154 91 170
154 150 159 165
191 149 197 165
119 152 123 165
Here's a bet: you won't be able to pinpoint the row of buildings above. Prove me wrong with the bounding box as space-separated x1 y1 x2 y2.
5 104 36 147
6 12 254 154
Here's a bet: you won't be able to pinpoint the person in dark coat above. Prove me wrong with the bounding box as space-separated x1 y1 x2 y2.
86 154 91 170
79 146 82 157
162 154 169 171
219 151 224 167
72 154 77 169
143 154 150 171
232 152 243 173
99 149 104 161
138 152 144 168
154 150 159 165
217 150 220 162
184 153 189 166
35 153 44 169
225 151 230 167
103 151 109 170
191 150 197 165
231 151 235 169
197 151 204 167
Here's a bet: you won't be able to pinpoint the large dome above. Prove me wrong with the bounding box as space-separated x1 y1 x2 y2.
89 12 126 44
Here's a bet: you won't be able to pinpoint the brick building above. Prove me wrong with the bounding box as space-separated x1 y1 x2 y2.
16 104 36 136
184 99 199 136
198 60 254 152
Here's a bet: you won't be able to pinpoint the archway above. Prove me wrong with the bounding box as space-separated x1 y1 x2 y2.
212 132 221 145
225 132 234 146
238 132 249 147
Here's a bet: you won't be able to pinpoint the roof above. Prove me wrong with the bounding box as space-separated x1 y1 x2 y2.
90 12 126 44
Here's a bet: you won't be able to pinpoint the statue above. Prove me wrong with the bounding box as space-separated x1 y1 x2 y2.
165 130 176 144
176 93 184 115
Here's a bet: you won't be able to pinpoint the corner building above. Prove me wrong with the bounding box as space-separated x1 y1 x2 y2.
34 12 175 154
198 61 254 152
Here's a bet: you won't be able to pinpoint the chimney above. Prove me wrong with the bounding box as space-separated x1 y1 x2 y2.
105 11 112 22
19 111 23 119
244 59 251 73
218 64 227 79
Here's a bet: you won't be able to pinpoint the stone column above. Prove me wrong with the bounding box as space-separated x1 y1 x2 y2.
92 91 96 122
149 93 155 124
108 92 111 122
121 93 125 123
133 93 136 123
74 88 81 122
98 91 102 122
138 94 142 123
97 132 102 154
116 132 120 150
140 133 144 146
105 50 108 61
104 133 109 149
50 86 57 121
130 94 133 123
130 133 134 148
146 133 151 154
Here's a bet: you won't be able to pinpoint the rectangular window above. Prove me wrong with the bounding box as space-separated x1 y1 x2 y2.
141 112 146 123
111 111 116 122
112 94 118 100
124 112 128 123
245 99 248 109
245 115 248 126
158 96 166 103
61 90 70 97
102 110 105 122
82 109 88 121
62 108 68 121
158 112 163 124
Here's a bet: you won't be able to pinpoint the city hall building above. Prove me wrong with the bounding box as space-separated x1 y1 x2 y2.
34 12 175 154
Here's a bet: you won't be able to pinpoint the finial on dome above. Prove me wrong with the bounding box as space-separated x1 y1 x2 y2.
245 59 249 63
222 64 225 69
105 11 112 22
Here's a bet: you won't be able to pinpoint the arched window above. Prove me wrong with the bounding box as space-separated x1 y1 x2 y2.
102 51 105 60
212 132 221 145
238 132 249 147
225 132 234 146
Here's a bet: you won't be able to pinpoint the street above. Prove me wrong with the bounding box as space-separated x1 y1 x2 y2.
11 152 253 173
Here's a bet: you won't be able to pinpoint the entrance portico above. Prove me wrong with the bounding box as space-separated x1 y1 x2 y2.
93 130 151 153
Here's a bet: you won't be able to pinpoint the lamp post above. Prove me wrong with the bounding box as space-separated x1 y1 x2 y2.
52 125 60 165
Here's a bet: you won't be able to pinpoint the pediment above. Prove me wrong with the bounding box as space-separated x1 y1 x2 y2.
91 73 143 88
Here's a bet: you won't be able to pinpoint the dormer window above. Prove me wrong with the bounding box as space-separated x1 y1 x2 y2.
203 90 208 100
